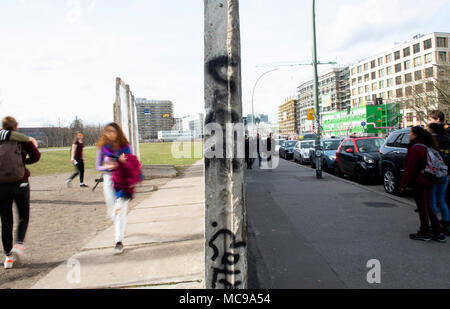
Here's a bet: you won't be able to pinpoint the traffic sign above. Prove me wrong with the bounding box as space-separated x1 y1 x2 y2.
361 121 366 127
307 109 315 120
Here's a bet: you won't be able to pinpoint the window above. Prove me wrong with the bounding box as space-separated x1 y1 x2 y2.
423 39 432 50
364 74 370 82
414 70 422 81
378 68 385 78
426 81 434 92
379 92 386 99
413 56 422 67
437 37 448 48
386 133 401 147
396 88 403 97
404 60 410 70
365 85 370 93
352 78 357 85
386 54 392 63
394 51 401 60
358 86 363 94
424 53 432 64
395 76 402 85
358 76 362 84
405 73 412 83
425 67 434 78
387 78 393 87
352 88 356 95
379 81 385 89
403 47 411 57
415 84 424 93
371 72 377 80
413 43 420 54
396 133 410 148
364 63 369 71
357 65 362 73
378 57 383 66
406 113 414 122
387 90 394 99
395 63 402 73
371 82 377 91
386 66 392 75
341 140 355 153
351 68 355 75
438 51 447 62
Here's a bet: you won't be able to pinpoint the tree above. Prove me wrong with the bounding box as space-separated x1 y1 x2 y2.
398 65 450 124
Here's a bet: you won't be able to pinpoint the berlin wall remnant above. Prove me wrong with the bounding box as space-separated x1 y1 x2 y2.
204 0 247 289
113 77 140 159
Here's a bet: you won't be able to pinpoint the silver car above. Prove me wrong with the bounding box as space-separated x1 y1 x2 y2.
293 140 316 165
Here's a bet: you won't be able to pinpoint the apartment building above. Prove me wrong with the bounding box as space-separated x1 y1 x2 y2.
135 98 174 141
296 67 350 134
278 97 298 138
349 32 450 127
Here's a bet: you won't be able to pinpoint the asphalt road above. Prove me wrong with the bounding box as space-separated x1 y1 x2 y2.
246 157 450 289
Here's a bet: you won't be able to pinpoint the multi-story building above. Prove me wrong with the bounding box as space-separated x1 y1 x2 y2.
296 67 350 134
179 113 204 138
135 98 174 141
278 97 298 138
349 32 450 127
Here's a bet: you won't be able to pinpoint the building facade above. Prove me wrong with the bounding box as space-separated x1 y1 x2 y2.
278 97 298 138
135 98 174 141
179 114 204 138
349 32 450 127
296 67 350 134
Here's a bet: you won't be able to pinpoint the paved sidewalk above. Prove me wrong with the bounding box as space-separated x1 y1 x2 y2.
32 161 205 289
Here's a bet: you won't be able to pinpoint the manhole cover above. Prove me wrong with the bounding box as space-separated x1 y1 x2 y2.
364 202 397 208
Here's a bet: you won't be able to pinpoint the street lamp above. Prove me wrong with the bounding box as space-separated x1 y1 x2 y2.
312 0 323 179
251 68 278 136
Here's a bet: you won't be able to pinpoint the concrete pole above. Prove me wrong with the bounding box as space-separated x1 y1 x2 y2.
204 0 247 289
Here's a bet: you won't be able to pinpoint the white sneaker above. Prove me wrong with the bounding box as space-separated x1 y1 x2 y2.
11 243 25 264
4 255 15 269
113 242 124 255
65 179 72 188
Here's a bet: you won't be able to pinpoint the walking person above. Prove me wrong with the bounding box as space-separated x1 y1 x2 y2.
0 116 40 269
256 133 262 168
427 123 450 235
96 123 134 255
398 126 446 242
66 132 88 188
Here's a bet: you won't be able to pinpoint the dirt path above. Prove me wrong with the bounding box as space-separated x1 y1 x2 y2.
0 169 173 289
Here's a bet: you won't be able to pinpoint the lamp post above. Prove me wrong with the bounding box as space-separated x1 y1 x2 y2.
251 68 278 136
312 0 323 179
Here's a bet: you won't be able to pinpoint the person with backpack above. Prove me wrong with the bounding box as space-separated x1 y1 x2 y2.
398 126 446 242
96 123 141 255
0 116 41 269
427 123 450 235
65 132 88 188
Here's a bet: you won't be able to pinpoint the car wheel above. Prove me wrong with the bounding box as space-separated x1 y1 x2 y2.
383 166 397 195
334 164 343 178
354 167 368 185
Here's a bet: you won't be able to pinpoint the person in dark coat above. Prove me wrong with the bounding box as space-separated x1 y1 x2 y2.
398 126 445 242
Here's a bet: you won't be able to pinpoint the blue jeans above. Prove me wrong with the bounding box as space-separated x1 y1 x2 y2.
431 176 450 222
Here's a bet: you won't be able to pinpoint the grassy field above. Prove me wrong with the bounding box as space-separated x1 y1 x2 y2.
28 142 203 176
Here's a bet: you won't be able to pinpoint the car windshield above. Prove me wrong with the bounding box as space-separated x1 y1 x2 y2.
323 140 341 151
355 138 385 153
285 141 298 147
302 142 314 148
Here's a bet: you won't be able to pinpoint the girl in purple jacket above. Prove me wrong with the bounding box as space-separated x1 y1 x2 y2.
96 123 132 255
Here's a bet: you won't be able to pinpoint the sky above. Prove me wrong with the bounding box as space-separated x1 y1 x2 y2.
0 0 449 127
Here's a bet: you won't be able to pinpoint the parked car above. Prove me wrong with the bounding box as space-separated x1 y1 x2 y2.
310 138 344 172
279 140 299 160
335 136 385 184
293 140 315 165
378 128 410 195
275 139 286 153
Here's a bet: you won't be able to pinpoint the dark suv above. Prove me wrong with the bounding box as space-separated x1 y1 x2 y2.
379 128 410 195
335 137 385 184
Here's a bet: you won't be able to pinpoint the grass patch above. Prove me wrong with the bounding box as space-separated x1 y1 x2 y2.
27 142 203 176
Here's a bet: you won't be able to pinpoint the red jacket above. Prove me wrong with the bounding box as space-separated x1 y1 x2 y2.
111 154 142 198
21 141 41 182
399 139 433 189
